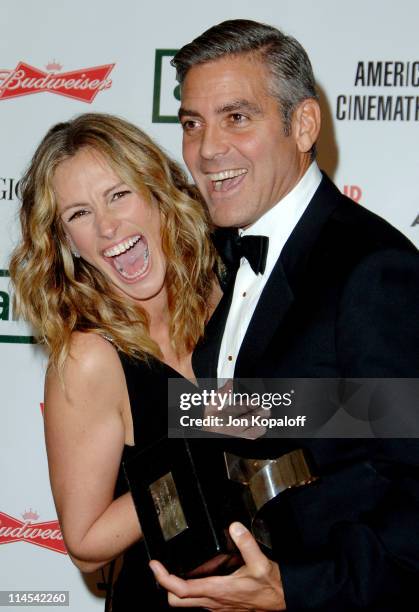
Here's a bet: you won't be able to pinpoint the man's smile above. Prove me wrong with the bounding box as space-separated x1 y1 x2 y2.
205 168 248 192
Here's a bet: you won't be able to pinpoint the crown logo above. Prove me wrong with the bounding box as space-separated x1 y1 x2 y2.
21 508 40 522
45 60 62 72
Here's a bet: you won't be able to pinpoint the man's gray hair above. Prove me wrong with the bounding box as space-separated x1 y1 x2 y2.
172 19 318 135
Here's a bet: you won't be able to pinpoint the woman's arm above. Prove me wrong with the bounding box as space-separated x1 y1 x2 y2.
44 332 142 573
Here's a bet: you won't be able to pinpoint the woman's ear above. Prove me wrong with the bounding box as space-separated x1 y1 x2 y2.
65 234 80 258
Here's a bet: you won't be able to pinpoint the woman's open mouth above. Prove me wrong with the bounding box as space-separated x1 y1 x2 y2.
103 234 150 281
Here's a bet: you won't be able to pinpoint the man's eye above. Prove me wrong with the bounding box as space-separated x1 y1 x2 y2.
181 120 199 131
230 113 247 123
67 209 88 222
111 190 130 201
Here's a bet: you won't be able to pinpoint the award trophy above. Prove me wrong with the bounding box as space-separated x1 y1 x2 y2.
124 436 316 575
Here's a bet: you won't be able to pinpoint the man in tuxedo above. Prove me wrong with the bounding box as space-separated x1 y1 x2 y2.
150 19 419 611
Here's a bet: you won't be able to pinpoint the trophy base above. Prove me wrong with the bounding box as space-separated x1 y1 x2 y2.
123 437 248 575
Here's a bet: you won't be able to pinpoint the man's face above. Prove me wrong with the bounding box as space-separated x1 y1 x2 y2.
180 54 310 228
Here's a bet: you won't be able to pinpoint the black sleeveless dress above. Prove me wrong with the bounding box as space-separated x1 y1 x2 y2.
110 352 200 612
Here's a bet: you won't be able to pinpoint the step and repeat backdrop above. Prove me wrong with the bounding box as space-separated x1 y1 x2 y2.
1 1 418 610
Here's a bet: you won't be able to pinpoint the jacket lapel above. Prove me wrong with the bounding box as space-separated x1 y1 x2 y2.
234 258 294 376
234 173 342 377
192 278 235 378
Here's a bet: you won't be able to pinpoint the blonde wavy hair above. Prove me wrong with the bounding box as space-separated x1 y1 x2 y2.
10 113 217 373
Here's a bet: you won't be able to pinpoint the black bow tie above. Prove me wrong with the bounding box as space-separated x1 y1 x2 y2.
213 229 269 276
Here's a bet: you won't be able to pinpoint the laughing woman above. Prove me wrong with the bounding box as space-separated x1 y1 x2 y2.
9 113 221 611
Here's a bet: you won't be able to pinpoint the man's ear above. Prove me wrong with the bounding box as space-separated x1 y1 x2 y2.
293 98 321 154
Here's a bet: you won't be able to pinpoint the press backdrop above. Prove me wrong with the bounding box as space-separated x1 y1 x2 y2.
1 1 418 610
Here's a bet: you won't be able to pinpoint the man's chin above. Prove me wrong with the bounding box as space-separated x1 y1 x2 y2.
211 214 247 230
206 202 241 228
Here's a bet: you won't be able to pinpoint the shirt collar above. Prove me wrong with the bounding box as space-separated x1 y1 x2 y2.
242 161 322 237
240 161 322 270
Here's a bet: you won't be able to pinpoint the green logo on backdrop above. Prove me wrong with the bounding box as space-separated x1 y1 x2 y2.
0 270 35 344
152 49 180 123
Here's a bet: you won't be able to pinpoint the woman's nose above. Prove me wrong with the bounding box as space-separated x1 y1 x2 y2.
96 209 119 238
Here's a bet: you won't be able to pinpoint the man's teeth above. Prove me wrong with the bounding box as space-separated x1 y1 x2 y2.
103 235 142 258
207 169 247 192
116 248 149 279
207 169 247 181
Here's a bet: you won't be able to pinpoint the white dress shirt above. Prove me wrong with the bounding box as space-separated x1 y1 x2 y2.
217 162 322 379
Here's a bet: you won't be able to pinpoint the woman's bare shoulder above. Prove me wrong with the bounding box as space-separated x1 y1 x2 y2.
46 332 125 403
67 331 122 374
69 331 118 358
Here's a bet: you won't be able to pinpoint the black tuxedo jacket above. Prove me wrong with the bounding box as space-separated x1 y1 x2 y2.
192 174 419 611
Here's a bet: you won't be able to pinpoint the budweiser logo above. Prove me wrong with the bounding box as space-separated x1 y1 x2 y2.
0 510 67 554
0 61 114 103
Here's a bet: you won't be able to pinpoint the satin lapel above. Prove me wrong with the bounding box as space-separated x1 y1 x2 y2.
192 280 236 378
235 258 293 376
234 173 342 377
280 173 342 285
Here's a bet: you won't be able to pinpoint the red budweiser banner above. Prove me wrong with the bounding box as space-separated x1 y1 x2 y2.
0 511 67 554
0 62 114 103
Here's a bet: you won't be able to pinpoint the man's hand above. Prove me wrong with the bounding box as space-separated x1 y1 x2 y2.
149 522 286 610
